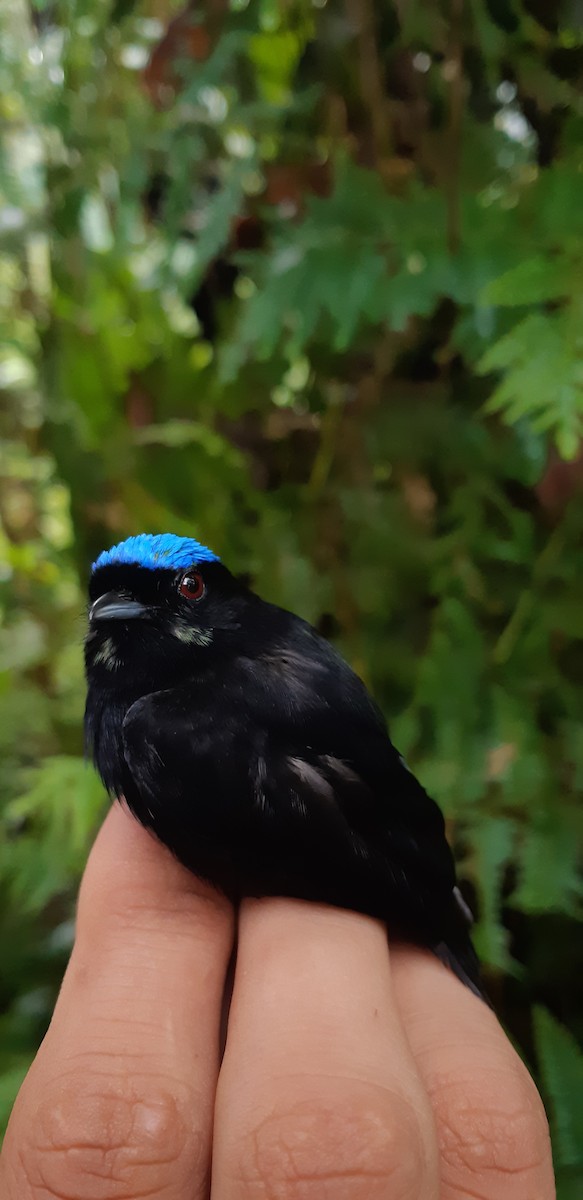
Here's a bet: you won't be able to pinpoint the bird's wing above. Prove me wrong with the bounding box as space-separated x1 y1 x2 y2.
242 639 484 988
243 637 459 892
120 644 481 995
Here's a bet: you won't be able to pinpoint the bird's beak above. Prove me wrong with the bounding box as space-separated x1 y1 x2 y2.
89 592 149 623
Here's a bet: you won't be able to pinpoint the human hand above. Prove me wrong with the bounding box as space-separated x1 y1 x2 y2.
1 805 555 1200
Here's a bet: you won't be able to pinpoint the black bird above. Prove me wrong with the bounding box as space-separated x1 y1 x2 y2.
84 532 484 999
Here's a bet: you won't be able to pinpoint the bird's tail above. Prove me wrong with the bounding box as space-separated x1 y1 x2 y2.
433 938 492 1007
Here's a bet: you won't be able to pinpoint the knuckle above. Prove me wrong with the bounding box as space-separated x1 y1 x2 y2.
232 1084 429 1200
94 866 231 934
14 1072 202 1200
112 883 231 942
431 1061 552 1194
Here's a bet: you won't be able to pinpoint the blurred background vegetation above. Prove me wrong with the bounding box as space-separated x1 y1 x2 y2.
1 0 583 1188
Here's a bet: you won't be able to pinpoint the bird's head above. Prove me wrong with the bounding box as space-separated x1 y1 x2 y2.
85 533 248 692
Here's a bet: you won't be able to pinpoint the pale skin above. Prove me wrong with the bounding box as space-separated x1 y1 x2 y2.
1 805 555 1200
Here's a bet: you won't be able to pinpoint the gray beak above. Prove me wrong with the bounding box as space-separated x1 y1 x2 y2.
89 592 148 623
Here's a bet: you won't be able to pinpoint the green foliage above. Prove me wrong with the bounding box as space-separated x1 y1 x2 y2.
1 0 582 1159
534 1007 583 1198
480 309 583 460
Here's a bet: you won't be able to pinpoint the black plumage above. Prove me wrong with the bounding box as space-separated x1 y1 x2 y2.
84 534 485 1000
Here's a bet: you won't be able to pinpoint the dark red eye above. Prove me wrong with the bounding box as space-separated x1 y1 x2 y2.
178 571 205 601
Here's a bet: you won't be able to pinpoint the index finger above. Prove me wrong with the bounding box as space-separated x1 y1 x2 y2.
1 803 234 1200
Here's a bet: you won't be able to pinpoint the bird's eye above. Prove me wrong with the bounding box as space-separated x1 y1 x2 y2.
178 571 205 601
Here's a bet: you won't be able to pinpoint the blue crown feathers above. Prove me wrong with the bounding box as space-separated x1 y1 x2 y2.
92 533 220 574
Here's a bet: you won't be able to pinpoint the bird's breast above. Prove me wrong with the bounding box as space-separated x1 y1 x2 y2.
85 688 138 797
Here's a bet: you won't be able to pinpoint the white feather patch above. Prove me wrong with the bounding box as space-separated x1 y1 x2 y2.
287 756 335 802
172 622 213 646
93 637 120 670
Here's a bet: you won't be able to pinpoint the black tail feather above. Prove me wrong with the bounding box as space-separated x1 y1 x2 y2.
433 940 492 1008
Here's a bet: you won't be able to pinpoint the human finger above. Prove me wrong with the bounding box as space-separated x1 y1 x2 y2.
0 803 234 1200
391 945 555 1200
213 898 440 1200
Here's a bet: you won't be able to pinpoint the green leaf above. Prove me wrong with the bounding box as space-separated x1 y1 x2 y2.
534 1008 583 1170
194 169 246 277
249 30 307 103
481 256 573 306
0 1059 31 1136
470 818 516 969
3 758 105 913
134 420 245 466
512 809 583 916
479 311 583 459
